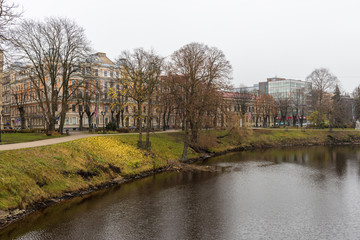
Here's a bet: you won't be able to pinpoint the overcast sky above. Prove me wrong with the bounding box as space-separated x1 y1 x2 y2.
14 0 360 93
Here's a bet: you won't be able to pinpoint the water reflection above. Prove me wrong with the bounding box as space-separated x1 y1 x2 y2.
1 146 360 240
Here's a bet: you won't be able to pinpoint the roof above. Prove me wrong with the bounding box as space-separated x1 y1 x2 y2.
87 52 114 66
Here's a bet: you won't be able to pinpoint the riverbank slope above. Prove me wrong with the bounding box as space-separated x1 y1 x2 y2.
1 129 360 227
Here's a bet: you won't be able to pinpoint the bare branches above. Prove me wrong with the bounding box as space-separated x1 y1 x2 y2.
115 48 164 148
168 42 232 160
306 68 338 107
8 17 91 133
0 0 21 48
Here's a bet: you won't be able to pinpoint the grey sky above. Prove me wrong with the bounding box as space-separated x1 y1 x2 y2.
14 0 360 93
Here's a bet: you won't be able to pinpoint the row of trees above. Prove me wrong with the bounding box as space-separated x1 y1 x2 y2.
110 43 232 160
0 3 231 160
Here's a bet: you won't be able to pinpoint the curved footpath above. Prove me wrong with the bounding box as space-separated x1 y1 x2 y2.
0 130 178 151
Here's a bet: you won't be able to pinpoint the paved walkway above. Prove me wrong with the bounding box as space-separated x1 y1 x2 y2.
0 131 177 151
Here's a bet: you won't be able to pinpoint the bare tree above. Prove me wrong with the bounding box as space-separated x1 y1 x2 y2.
168 42 232 160
255 94 276 127
110 82 127 128
157 76 176 130
11 84 27 129
0 0 21 48
234 88 252 127
144 52 163 150
277 96 291 127
354 85 360 122
115 48 161 149
72 77 100 131
9 17 91 134
290 88 307 127
330 84 346 129
306 68 338 111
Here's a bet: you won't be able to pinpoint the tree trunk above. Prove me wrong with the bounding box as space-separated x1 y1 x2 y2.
190 120 199 145
58 111 66 134
293 115 296 127
137 102 143 148
162 108 167 131
145 98 152 150
166 108 171 129
262 116 267 128
116 111 120 128
47 113 56 135
181 118 189 161
79 112 84 131
86 112 93 131
19 107 26 130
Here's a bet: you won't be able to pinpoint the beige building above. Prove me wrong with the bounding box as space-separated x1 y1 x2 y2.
1 52 161 130
0 50 3 129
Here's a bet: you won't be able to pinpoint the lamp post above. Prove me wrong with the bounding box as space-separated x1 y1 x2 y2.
101 111 105 134
0 110 4 143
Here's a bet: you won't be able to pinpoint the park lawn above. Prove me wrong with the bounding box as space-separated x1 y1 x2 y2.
0 133 64 145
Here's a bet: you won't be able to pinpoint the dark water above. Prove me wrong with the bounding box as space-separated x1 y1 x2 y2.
2 146 360 240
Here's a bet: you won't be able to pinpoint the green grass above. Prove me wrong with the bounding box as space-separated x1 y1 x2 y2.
0 133 64 145
0 132 200 210
210 128 360 152
0 128 360 211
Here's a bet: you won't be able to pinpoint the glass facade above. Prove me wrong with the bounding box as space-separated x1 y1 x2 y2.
267 78 310 100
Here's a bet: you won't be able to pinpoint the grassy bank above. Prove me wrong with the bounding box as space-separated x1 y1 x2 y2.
0 133 64 145
204 128 360 152
1 129 360 213
0 133 199 211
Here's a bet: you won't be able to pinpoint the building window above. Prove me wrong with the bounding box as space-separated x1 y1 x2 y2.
72 117 76 124
65 118 69 125
105 117 108 124
110 71 113 78
104 70 108 77
95 69 98 76
72 105 76 112
105 106 108 113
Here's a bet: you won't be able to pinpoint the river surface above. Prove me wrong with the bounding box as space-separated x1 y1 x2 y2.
2 146 360 240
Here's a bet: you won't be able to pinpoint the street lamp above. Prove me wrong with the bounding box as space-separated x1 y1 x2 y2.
101 111 105 134
0 110 4 143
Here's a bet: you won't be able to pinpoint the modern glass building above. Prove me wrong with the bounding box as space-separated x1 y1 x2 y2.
266 77 311 99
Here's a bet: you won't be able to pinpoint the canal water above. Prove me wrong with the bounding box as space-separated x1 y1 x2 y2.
1 146 360 240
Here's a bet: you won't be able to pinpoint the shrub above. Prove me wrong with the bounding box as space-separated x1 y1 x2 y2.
106 121 117 131
116 128 129 133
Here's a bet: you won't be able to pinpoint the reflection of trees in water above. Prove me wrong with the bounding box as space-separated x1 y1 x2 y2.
207 146 360 179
